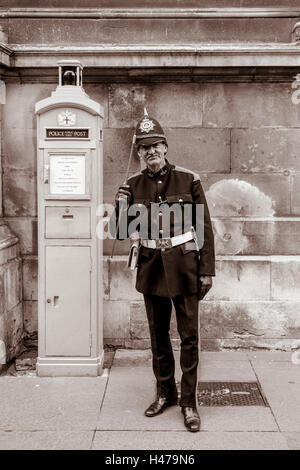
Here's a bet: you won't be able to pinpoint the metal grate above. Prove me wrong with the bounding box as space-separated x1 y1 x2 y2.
197 382 269 407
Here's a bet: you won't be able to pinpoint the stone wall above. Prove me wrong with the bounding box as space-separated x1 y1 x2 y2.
1 78 300 350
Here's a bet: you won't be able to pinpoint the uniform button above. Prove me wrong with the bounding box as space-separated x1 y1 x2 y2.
158 196 162 202
158 180 162 184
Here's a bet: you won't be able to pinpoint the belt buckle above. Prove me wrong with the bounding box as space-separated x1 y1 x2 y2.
156 238 172 249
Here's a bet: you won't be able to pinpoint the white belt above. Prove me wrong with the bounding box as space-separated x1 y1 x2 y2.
141 231 194 249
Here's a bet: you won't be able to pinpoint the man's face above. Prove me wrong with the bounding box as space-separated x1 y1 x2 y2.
137 142 167 170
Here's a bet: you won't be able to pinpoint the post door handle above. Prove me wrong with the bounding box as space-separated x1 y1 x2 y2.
46 296 59 306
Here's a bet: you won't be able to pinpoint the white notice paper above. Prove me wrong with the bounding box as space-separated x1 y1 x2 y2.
50 155 85 195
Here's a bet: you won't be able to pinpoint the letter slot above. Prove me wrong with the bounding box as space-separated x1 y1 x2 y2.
45 206 90 238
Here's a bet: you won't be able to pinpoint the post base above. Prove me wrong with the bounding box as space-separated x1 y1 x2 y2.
36 353 104 377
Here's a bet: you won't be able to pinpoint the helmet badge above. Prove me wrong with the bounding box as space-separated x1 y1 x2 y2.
139 118 155 134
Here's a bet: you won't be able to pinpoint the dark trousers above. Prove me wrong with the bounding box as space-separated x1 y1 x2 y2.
144 293 199 408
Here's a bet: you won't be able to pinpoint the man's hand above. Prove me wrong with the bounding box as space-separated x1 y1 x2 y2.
198 276 213 301
115 184 131 207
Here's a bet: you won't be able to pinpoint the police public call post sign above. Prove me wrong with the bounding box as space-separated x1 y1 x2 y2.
46 128 89 139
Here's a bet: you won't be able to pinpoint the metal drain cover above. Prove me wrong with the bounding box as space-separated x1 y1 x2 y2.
197 382 268 407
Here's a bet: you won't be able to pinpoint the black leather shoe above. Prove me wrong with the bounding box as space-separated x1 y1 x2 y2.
181 406 201 432
145 396 177 417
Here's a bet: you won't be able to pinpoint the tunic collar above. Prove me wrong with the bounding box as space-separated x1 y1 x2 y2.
145 159 171 179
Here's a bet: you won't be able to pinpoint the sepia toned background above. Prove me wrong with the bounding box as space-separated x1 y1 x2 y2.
1 0 300 363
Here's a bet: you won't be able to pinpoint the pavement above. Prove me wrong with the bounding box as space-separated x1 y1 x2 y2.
0 349 300 450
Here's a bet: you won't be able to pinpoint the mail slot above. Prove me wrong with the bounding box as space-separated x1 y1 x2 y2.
35 60 104 377
45 206 91 238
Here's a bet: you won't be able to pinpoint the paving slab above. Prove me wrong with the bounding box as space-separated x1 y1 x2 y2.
0 431 94 450
199 407 278 432
198 361 256 382
97 367 277 432
252 362 300 432
92 431 288 451
0 376 108 431
283 433 300 451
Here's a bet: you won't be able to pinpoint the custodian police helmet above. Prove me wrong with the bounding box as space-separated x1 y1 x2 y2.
135 109 167 147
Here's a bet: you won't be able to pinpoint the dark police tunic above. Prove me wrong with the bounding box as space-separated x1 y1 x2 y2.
122 160 215 298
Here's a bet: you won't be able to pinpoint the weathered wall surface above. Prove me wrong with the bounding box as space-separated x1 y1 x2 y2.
0 225 22 363
0 89 23 365
1 78 300 350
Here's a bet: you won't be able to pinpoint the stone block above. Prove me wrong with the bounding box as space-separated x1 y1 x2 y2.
201 338 300 352
212 218 266 256
4 258 22 312
4 1 300 7
231 128 300 173
84 84 109 128
129 301 148 340
165 128 230 173
107 257 141 300
104 338 125 348
291 176 300 215
200 300 300 340
207 258 271 301
203 83 300 129
202 173 290 216
129 300 179 340
3 171 37 217
103 238 131 257
113 349 152 367
108 83 203 128
103 300 130 339
7 17 292 45
22 257 38 301
3 218 37 255
3 83 55 131
2 127 36 172
270 220 300 255
212 218 300 256
103 128 140 173
23 300 38 334
124 338 151 349
103 171 138 205
271 258 300 300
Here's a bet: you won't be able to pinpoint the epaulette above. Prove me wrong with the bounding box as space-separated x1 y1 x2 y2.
173 165 201 182
127 170 144 181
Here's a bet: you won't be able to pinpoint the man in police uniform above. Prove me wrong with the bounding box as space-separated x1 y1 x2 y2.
115 112 215 432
